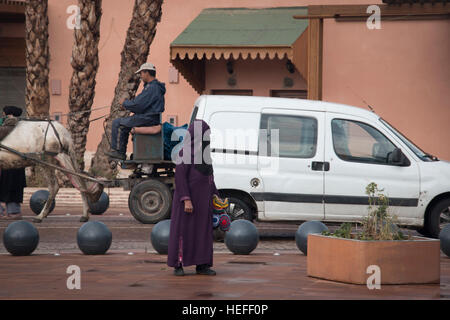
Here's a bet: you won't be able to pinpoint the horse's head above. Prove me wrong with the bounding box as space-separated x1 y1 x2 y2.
86 180 104 204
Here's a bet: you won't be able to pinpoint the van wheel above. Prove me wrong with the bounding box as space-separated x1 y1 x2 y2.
424 198 450 238
417 227 430 238
213 196 253 242
225 196 253 222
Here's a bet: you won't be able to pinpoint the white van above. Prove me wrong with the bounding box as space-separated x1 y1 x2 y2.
190 95 450 238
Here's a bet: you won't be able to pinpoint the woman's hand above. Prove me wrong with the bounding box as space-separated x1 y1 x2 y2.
184 199 193 213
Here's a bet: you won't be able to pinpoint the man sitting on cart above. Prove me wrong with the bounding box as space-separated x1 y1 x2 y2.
106 62 166 160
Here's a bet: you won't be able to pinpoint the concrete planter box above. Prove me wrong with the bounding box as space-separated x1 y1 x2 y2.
307 234 440 285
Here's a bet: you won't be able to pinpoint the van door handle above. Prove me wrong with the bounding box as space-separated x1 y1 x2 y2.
311 161 330 171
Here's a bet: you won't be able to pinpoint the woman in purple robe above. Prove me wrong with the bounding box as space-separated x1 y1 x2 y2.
167 119 219 276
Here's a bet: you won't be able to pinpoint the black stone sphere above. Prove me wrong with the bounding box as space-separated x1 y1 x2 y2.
224 220 259 255
3 221 39 256
77 221 112 255
439 224 450 257
88 192 110 215
151 219 171 254
295 221 329 255
29 190 56 215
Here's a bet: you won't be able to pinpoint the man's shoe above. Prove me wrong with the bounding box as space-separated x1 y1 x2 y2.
105 150 126 160
196 266 216 276
174 267 185 276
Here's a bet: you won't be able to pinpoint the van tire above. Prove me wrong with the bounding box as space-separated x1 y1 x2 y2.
417 227 430 238
225 196 254 222
424 198 450 238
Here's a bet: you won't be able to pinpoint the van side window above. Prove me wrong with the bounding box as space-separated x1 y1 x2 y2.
261 114 317 158
331 119 397 164
210 111 260 152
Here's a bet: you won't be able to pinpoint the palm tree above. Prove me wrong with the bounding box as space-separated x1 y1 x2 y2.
25 0 50 118
90 0 163 178
67 0 102 171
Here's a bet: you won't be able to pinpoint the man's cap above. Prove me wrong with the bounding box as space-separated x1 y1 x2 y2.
3 106 22 117
135 62 156 74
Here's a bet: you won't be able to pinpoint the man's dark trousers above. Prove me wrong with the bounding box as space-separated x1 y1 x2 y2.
111 115 159 154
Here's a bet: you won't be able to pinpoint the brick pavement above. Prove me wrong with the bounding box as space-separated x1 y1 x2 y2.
0 252 449 300
0 205 448 300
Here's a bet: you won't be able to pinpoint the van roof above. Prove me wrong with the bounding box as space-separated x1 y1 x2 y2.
196 95 380 121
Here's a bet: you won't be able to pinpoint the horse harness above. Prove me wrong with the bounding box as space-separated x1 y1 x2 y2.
0 118 66 158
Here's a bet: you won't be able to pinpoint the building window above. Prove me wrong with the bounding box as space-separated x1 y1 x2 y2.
271 90 307 99
0 67 25 109
53 112 62 122
211 89 253 96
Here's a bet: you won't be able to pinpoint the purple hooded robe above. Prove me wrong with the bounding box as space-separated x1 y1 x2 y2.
167 120 219 268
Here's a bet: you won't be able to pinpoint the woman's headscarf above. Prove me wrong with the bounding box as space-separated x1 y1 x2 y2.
184 119 213 176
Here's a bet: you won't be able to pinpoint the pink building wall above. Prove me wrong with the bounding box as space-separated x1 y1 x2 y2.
45 0 381 157
5 0 448 160
323 18 450 160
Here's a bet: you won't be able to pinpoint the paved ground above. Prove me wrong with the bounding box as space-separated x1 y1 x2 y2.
1 251 449 300
0 206 448 300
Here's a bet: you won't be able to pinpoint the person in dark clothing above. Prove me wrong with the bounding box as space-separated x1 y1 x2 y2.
0 106 26 220
167 120 221 276
106 62 166 160
0 168 26 220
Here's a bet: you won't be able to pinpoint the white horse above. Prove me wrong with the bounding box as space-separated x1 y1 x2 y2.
0 120 103 222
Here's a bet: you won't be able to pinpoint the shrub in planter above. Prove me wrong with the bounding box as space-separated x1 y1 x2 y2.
307 183 440 285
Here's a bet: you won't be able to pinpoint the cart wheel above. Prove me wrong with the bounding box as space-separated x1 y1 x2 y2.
128 179 172 224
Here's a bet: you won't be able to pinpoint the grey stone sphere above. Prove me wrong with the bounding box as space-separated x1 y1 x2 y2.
295 221 329 255
3 221 39 256
29 190 55 215
151 219 171 254
225 220 259 255
439 224 450 257
77 221 112 255
87 192 110 215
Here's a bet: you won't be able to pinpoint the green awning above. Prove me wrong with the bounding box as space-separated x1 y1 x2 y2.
171 7 308 60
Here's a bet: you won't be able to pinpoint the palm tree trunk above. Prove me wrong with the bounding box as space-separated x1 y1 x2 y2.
67 0 102 171
25 0 50 118
90 0 163 178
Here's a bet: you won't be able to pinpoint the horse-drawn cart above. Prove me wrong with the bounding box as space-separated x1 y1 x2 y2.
107 128 178 224
0 120 183 224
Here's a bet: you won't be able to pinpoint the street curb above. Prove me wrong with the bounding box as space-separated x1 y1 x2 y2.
23 187 130 208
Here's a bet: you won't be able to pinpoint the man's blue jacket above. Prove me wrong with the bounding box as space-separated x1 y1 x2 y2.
123 79 166 125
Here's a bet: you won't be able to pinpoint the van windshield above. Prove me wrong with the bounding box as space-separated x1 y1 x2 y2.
379 118 437 162
189 106 198 125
